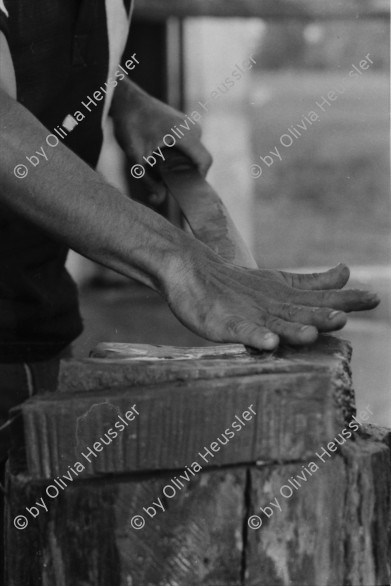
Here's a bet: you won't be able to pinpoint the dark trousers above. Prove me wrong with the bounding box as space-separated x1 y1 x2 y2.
0 349 70 581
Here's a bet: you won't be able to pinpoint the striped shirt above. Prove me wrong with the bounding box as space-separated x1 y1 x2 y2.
0 0 134 361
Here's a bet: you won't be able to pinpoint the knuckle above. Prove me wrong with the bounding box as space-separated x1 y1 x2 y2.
319 290 331 303
266 315 281 330
281 302 299 320
188 119 202 137
278 271 293 287
278 282 294 298
224 317 258 339
224 317 242 337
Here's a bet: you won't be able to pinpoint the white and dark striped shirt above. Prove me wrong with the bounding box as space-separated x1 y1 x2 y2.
0 0 134 361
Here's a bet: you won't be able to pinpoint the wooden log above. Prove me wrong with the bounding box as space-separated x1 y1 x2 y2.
5 468 247 586
246 429 391 585
10 337 356 480
133 0 390 20
5 427 391 585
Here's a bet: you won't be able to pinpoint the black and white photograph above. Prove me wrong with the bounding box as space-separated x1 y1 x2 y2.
0 0 390 584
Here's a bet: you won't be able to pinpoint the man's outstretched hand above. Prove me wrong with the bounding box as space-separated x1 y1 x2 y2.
164 245 380 350
108 76 379 350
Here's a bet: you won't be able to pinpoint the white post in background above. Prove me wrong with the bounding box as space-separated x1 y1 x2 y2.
185 18 265 255
66 118 129 285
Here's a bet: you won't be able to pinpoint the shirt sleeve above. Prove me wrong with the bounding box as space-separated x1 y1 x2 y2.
0 2 16 98
0 1 10 41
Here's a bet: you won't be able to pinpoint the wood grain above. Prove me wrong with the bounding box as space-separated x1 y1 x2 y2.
5 427 391 585
10 337 355 479
245 428 391 585
15 370 346 478
6 468 246 586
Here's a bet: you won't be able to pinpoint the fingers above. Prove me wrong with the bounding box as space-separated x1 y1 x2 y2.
270 302 347 332
260 266 380 312
287 287 380 312
265 315 318 345
223 318 279 350
176 141 213 177
279 263 350 291
222 315 318 349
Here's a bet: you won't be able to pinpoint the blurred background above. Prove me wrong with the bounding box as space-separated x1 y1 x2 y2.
67 1 390 426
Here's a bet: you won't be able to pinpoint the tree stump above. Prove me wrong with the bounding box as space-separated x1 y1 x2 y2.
4 336 391 585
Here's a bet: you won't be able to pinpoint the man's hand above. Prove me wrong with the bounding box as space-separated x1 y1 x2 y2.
111 79 212 201
164 244 380 350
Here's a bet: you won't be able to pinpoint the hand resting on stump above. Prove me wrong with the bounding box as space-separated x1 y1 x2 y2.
164 246 379 350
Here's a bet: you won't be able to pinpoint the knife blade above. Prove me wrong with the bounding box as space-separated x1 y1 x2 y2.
157 148 257 269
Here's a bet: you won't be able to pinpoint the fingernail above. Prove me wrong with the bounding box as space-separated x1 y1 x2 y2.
364 292 379 301
328 311 341 319
300 325 312 332
264 333 276 340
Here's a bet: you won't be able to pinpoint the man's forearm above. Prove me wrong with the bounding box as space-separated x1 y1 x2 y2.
0 89 195 291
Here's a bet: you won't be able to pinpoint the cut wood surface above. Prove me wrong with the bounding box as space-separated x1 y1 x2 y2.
133 0 390 20
6 428 391 586
11 336 356 479
60 336 352 394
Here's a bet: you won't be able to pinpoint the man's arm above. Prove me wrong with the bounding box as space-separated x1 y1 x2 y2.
0 30 190 290
0 85 193 292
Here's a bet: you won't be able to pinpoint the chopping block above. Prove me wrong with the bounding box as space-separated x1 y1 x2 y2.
4 335 391 586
